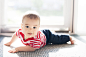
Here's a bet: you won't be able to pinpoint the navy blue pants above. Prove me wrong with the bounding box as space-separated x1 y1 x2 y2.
41 29 70 45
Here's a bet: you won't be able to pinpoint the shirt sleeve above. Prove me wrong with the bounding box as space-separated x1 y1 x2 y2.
16 29 21 38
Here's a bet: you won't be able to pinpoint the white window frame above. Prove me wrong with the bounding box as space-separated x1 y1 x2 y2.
0 0 5 33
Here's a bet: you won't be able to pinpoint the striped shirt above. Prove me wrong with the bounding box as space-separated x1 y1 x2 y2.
16 29 46 49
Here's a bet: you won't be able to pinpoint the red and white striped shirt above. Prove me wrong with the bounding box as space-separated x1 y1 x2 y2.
16 29 46 49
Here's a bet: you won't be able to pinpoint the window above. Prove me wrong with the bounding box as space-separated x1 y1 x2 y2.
1 0 73 33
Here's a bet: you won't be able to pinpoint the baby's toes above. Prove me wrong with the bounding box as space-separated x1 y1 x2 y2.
71 40 75 44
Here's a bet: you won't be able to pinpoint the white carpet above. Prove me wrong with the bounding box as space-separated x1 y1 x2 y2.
3 36 86 57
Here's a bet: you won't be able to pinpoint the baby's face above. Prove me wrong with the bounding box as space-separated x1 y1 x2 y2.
21 17 40 38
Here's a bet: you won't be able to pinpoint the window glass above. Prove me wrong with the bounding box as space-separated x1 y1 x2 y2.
6 0 64 26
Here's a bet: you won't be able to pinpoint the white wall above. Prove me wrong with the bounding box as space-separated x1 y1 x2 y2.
74 0 86 35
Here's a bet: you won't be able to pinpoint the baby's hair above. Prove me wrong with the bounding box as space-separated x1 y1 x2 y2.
22 11 40 23
22 14 40 23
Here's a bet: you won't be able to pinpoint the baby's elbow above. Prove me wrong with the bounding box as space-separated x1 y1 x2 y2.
32 49 36 51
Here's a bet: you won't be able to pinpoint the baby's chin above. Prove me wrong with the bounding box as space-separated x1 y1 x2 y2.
25 34 37 38
26 36 33 38
26 35 35 38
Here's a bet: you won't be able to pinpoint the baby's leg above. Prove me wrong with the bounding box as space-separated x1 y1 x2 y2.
42 29 70 44
4 33 18 46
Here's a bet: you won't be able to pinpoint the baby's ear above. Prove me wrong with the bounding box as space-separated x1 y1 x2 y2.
21 23 23 30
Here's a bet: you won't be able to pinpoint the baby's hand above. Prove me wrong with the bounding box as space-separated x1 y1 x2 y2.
4 42 11 46
8 48 18 53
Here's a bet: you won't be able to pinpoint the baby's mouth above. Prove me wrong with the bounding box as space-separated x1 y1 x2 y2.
28 33 32 35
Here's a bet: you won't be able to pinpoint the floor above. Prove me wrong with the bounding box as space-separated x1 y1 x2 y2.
0 36 4 57
1 34 86 57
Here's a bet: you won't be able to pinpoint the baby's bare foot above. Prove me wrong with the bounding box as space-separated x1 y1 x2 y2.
4 42 11 46
71 40 75 44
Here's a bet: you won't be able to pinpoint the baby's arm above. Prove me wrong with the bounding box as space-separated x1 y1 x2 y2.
4 33 18 46
8 45 36 53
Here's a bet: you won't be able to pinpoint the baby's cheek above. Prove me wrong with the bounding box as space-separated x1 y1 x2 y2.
34 32 37 36
22 30 26 35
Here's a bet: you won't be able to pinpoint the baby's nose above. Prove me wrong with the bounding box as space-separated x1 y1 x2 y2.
29 28 33 30
28 28 33 32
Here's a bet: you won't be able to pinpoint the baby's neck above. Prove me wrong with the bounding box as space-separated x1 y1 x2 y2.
24 36 33 40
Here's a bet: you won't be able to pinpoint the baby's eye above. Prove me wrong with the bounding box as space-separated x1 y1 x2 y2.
33 27 36 29
26 26 29 28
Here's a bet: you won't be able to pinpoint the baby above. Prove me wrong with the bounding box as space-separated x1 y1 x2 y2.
4 11 74 53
